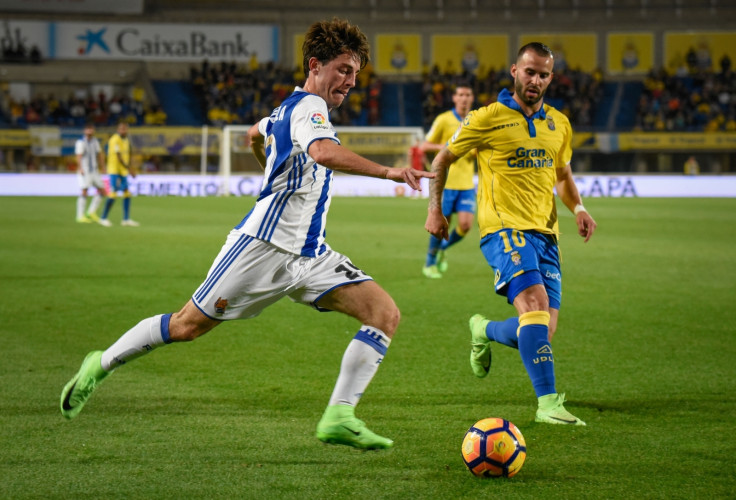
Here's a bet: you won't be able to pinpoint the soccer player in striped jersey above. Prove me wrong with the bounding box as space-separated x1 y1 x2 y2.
74 123 106 223
425 42 597 426
60 18 432 450
420 83 476 278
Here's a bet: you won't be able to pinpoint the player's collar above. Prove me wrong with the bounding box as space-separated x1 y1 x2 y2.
498 88 546 120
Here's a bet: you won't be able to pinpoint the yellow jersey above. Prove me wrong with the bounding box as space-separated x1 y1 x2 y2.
425 109 475 190
107 133 131 176
447 89 572 238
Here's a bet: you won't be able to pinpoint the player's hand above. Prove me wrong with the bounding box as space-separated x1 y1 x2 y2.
386 167 435 190
576 211 597 243
425 209 449 240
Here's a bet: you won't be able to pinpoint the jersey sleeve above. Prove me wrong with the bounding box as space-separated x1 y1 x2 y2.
292 95 339 153
257 116 269 136
74 140 84 155
447 108 488 159
425 116 444 144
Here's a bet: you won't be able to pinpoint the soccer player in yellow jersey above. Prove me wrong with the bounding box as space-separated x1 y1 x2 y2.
425 42 597 426
420 83 476 278
100 122 139 227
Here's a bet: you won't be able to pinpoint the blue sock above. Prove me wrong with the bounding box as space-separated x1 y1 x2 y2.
425 235 442 266
440 228 465 250
123 197 131 219
517 311 556 397
485 317 519 349
102 198 114 219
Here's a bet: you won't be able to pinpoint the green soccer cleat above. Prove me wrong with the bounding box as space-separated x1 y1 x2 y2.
422 265 442 279
316 405 393 450
76 216 92 223
60 351 110 420
86 212 100 222
535 393 586 426
436 249 448 273
469 314 492 378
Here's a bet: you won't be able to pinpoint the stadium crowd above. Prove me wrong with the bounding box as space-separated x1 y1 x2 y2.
3 58 736 133
635 54 736 132
420 62 604 131
190 57 381 127
5 87 167 128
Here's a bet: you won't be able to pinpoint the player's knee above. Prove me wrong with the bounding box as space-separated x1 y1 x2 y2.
376 303 400 337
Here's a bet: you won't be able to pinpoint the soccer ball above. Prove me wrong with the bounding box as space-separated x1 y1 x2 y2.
461 418 527 477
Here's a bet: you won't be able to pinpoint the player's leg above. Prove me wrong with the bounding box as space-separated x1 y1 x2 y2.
423 234 443 278
512 280 584 426
76 187 91 223
60 300 220 419
313 280 398 449
86 183 105 221
120 175 139 226
100 175 119 226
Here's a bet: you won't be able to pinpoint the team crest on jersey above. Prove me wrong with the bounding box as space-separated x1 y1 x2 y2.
510 251 521 266
547 116 556 131
214 297 229 314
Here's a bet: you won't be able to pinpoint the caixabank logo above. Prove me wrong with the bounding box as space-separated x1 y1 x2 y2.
73 25 253 59
76 28 111 55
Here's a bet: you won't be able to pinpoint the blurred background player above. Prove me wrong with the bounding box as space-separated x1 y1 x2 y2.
74 123 106 224
425 43 597 426
420 83 476 278
59 18 433 451
407 135 429 197
99 122 139 227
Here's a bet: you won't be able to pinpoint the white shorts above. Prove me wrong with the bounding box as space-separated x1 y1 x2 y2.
191 231 373 320
78 171 105 190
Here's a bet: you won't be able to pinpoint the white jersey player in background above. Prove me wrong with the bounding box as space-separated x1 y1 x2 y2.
74 123 106 223
60 18 433 450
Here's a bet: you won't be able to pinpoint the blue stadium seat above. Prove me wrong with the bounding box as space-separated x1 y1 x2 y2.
151 80 204 126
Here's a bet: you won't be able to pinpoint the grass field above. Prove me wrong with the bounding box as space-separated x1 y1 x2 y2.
1 194 735 499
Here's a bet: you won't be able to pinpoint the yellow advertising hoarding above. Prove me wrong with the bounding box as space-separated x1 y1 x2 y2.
0 129 31 148
128 127 221 155
431 35 509 74
293 33 305 73
375 34 422 75
618 132 736 151
607 33 654 75
664 31 736 74
518 33 598 72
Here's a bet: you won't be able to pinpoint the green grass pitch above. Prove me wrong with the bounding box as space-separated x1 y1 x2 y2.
1 194 735 499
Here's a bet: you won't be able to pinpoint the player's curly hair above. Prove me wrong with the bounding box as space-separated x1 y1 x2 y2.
302 18 370 76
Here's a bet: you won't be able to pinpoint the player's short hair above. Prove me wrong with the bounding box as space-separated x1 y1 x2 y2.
454 80 474 92
302 18 370 76
517 42 554 61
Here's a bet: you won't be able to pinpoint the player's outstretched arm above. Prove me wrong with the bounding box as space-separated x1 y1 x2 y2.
308 138 434 190
555 164 597 242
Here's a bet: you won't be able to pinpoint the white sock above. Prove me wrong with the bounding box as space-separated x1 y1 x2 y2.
328 325 391 407
76 196 86 218
89 194 102 214
101 314 172 371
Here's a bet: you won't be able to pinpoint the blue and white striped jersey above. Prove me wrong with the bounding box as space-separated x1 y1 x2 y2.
75 137 102 173
235 87 340 258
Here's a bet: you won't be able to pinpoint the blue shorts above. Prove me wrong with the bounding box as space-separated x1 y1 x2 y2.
442 188 476 217
479 229 562 309
109 174 129 193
